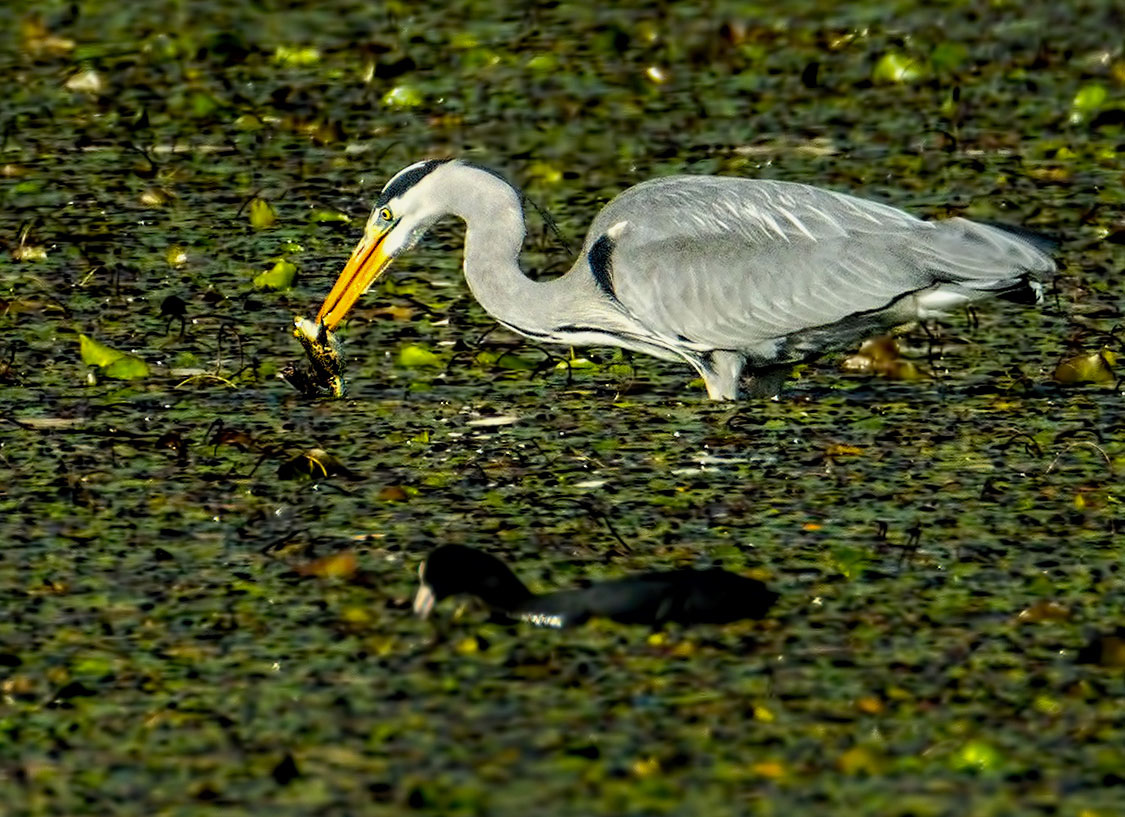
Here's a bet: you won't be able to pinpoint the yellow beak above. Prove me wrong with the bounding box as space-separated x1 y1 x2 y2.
316 227 394 329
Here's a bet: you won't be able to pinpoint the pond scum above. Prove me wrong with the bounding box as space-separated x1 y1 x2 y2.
1 1 1124 815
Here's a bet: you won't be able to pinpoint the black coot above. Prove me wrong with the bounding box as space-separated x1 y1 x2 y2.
413 545 778 628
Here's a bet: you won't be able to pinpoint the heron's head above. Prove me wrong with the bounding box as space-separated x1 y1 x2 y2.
317 158 455 329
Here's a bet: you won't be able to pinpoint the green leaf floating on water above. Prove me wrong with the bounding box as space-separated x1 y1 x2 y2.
398 344 442 367
873 52 922 84
383 85 423 108
254 259 297 290
190 92 219 118
556 357 598 370
1071 83 1107 123
273 45 320 66
310 209 351 223
80 334 124 367
79 335 150 380
475 350 539 371
526 54 558 73
103 356 151 380
930 42 968 72
953 739 1003 772
248 197 277 229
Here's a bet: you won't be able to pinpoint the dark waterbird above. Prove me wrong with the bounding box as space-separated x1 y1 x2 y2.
317 158 1056 399
413 544 778 628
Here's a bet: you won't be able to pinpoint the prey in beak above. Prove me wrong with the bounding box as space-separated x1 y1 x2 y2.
316 222 395 330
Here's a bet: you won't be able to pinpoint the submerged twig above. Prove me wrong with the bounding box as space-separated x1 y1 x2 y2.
1044 441 1113 475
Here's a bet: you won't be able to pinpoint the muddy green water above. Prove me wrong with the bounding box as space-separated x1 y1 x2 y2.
1 1 1124 814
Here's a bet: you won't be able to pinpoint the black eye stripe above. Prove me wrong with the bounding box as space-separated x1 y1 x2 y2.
375 159 452 207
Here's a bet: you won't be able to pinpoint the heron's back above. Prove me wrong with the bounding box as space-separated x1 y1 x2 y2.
580 175 1055 354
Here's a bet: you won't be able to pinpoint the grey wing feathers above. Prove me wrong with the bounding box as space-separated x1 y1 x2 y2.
585 176 1055 351
912 217 1054 288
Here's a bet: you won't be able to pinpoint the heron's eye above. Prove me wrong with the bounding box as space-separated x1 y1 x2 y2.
379 207 393 222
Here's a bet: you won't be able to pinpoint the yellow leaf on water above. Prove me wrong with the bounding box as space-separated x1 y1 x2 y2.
455 637 479 655
340 606 370 624
21 14 75 56
277 448 352 480
1017 600 1070 623
377 485 409 502
10 417 84 429
12 244 47 261
842 336 925 380
64 68 104 94
140 188 174 207
369 305 414 321
248 198 277 229
298 551 359 579
751 760 786 779
1054 349 1116 384
671 640 696 657
837 746 881 774
856 696 884 715
166 245 188 267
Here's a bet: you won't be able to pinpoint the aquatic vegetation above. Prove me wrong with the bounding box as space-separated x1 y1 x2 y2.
1 1 1123 814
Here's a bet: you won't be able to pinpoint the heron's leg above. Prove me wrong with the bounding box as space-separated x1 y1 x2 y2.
700 351 745 400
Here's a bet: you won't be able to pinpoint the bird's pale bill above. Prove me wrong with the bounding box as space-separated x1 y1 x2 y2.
317 226 393 329
413 583 436 619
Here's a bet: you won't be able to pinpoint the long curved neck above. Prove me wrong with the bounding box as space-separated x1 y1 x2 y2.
439 164 566 332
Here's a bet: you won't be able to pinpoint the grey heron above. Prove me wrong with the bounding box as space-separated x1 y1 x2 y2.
317 159 1056 400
